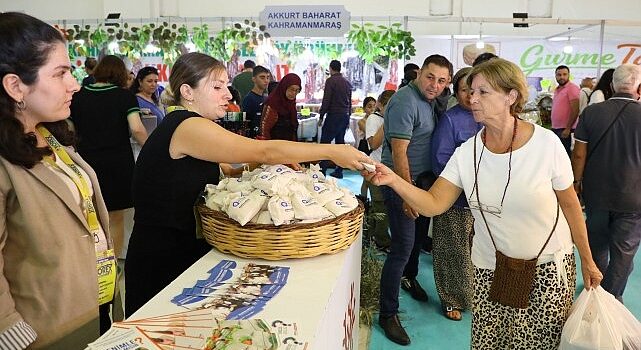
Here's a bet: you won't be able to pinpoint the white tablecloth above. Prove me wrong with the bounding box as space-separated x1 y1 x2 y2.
129 235 362 349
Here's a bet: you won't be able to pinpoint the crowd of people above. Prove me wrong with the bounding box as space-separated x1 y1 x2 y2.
1 10 639 350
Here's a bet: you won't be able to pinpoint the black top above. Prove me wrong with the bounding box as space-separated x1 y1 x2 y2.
70 83 140 210
241 90 266 138
70 84 140 152
133 110 220 231
574 93 641 212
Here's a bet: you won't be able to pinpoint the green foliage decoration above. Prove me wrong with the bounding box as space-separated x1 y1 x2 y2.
347 22 416 62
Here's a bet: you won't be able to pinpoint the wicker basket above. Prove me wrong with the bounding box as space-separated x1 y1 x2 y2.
196 201 364 260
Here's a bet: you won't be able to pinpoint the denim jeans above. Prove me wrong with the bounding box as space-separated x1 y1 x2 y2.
319 113 350 174
379 186 428 316
585 207 641 299
551 128 573 156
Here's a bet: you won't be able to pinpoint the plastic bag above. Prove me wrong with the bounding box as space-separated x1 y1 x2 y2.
560 286 641 350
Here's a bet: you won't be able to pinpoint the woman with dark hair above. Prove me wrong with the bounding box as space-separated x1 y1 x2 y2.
131 66 165 123
259 73 301 141
125 53 370 316
70 55 148 269
588 68 615 105
0 12 112 348
430 67 482 321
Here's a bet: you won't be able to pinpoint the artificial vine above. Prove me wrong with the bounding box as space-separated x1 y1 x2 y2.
347 22 416 62
62 19 268 64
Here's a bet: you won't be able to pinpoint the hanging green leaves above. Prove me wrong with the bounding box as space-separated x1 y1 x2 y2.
347 22 416 62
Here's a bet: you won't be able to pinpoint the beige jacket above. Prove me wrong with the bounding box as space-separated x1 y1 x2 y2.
0 147 110 349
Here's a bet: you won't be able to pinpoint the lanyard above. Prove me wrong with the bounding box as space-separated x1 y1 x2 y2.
37 126 116 305
36 125 100 233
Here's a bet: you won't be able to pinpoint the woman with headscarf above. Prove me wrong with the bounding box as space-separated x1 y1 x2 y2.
259 73 301 141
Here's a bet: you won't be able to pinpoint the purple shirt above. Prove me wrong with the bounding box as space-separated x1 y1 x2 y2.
431 104 482 207
319 73 352 116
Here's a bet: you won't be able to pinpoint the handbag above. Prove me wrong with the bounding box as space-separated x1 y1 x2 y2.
472 132 560 309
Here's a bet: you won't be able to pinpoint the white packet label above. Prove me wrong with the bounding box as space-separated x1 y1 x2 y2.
267 195 295 226
290 192 333 221
307 182 344 206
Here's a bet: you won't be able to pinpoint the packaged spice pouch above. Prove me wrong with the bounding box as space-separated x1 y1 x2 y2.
287 181 311 197
249 210 273 225
339 188 359 210
210 190 232 208
241 166 264 182
251 171 280 193
205 183 218 196
267 195 295 226
205 196 221 211
254 189 270 211
226 191 265 226
294 170 309 183
306 164 326 182
226 177 254 193
325 199 354 216
306 182 344 206
264 164 296 181
290 192 333 221
216 177 230 190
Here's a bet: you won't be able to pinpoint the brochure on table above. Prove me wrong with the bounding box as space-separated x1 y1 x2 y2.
128 234 362 350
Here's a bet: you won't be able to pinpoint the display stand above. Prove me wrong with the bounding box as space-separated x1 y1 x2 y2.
129 234 362 350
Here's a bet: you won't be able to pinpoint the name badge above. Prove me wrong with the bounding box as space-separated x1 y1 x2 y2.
97 249 116 305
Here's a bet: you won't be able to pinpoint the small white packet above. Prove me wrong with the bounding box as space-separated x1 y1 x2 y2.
216 177 230 190
205 183 218 196
268 195 295 226
325 199 354 216
338 188 359 210
265 164 296 181
211 190 232 208
226 177 254 193
225 191 265 226
249 210 273 225
290 192 333 221
306 164 326 182
306 182 344 206
241 166 264 182
251 171 279 193
205 196 221 211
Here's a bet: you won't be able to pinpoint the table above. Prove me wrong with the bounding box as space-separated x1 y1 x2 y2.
130 235 362 350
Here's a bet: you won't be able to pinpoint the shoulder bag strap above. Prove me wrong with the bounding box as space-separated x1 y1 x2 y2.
473 132 561 258
585 101 634 164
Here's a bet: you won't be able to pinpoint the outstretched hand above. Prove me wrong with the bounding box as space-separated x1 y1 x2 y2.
330 144 375 171
360 162 398 187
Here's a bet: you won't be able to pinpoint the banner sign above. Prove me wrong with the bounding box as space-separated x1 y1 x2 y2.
260 5 350 37
447 39 641 81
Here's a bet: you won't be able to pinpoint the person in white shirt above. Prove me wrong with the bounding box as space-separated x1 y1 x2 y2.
578 77 594 115
364 90 395 250
364 58 602 349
